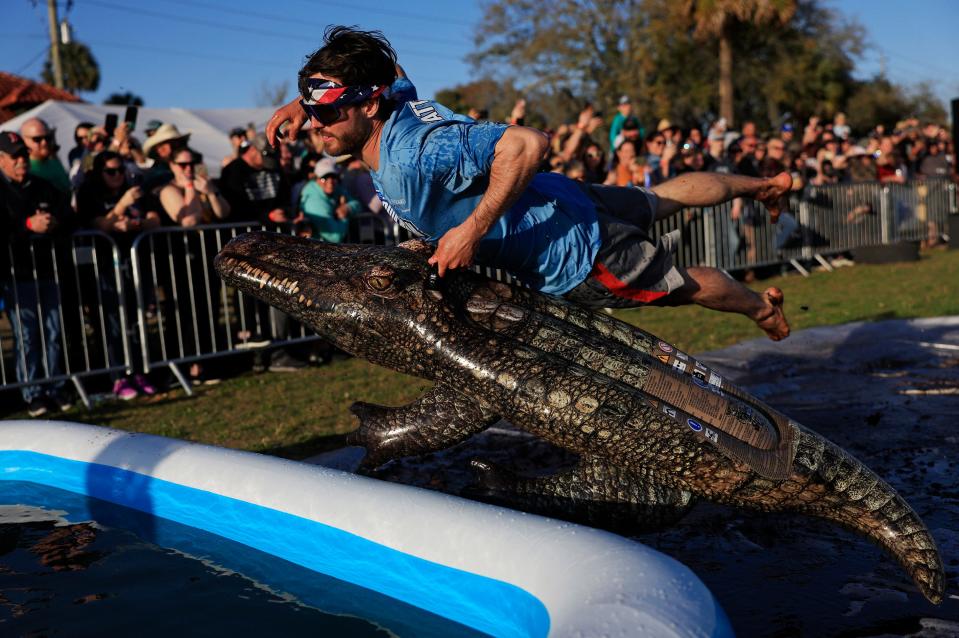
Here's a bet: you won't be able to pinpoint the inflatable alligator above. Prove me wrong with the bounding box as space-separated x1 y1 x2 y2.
215 231 944 604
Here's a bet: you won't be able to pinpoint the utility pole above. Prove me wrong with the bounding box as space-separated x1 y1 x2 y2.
46 0 64 89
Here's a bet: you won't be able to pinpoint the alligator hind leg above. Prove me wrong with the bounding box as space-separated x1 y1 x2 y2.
469 454 694 533
348 384 500 469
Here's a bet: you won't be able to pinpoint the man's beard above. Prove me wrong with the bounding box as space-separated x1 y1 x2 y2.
325 118 372 157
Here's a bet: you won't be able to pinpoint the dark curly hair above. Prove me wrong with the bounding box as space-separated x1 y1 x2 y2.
298 26 399 120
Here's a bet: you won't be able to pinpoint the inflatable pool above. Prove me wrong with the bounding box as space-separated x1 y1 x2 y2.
0 421 734 637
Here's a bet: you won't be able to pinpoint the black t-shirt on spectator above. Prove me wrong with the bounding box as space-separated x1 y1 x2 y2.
219 158 290 224
0 173 74 281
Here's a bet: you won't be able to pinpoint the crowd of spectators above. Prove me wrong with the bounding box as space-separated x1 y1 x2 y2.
0 95 954 415
540 97 954 191
0 112 387 414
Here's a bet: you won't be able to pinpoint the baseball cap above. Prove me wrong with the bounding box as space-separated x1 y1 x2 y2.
618 95 630 105
781 123 794 133
0 131 28 156
240 132 272 153
313 157 338 178
229 127 247 138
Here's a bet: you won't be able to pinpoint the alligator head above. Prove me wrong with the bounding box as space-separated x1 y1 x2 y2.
215 231 945 604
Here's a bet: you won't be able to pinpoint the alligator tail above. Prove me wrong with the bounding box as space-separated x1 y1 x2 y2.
725 427 944 604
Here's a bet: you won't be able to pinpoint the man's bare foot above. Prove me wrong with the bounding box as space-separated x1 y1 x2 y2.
752 287 790 341
754 172 792 223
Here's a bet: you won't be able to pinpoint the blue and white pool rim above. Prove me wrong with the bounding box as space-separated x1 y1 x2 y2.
0 420 733 637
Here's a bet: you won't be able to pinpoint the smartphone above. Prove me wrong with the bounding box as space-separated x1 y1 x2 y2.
123 106 138 132
104 113 119 137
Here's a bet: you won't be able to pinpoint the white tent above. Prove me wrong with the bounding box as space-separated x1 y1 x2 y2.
1 101 279 178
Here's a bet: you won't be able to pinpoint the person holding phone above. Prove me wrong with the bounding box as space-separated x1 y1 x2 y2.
0 132 74 416
158 147 230 226
299 157 361 242
76 150 163 401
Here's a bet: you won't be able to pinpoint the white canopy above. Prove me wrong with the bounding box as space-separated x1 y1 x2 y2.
1 100 279 178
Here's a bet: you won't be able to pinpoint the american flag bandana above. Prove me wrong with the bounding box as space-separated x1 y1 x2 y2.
303 79 386 106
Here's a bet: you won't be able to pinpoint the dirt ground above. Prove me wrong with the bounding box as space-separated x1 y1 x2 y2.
309 317 959 638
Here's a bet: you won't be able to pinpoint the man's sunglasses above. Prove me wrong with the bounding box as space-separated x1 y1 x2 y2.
300 80 385 126
300 102 349 127
102 167 123 176
174 161 196 169
30 134 54 144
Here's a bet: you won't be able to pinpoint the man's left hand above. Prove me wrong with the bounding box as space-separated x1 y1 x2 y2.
428 222 482 278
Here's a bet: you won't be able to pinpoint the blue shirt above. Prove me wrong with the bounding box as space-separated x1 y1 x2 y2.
370 80 600 294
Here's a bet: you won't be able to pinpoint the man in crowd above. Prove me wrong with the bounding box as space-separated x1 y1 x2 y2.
0 132 73 416
21 118 70 194
67 121 94 171
609 95 641 152
268 26 790 340
219 133 290 225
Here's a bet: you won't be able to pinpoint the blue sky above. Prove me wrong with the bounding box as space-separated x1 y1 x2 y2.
3 0 957 113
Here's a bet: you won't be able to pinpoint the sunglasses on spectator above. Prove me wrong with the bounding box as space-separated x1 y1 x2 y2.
30 134 54 144
300 79 385 126
174 160 196 169
102 166 124 176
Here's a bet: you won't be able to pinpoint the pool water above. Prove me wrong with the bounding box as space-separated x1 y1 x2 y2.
0 482 490 637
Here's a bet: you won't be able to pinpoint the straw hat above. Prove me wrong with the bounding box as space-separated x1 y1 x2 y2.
142 123 190 158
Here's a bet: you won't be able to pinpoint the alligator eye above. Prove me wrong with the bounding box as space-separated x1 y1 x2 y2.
365 266 395 292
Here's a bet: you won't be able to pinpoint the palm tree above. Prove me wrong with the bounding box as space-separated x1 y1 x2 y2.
42 41 100 94
685 0 796 127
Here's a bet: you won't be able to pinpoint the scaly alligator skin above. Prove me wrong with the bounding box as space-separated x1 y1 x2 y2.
214 231 945 604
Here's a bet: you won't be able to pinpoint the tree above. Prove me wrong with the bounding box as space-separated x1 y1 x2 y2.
684 0 796 127
254 79 290 107
42 41 99 94
104 92 144 106
468 0 863 139
846 77 948 135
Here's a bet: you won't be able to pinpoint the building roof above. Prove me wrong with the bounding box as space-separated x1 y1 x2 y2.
0 72 82 124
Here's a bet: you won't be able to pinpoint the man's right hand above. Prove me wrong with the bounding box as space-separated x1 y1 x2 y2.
267 98 307 148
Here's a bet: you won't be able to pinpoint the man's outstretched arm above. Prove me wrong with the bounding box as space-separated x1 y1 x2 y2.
651 171 792 222
429 126 549 277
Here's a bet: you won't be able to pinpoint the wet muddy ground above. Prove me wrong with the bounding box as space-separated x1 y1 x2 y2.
309 317 959 637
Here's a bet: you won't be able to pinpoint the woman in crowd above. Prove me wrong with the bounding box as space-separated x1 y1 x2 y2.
75 151 163 400
157 147 230 226
604 139 639 186
156 147 230 385
581 142 607 184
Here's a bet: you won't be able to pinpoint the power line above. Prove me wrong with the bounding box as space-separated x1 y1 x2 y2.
15 46 49 74
78 0 465 59
0 33 456 89
159 0 470 47
289 0 476 28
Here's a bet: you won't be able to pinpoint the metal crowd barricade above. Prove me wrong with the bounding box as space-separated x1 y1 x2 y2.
3 178 956 404
1 231 128 407
129 223 322 394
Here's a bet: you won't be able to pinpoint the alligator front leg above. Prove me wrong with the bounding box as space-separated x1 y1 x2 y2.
348 384 500 468
469 454 694 533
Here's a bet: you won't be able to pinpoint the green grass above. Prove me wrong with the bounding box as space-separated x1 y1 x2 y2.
15 249 959 459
